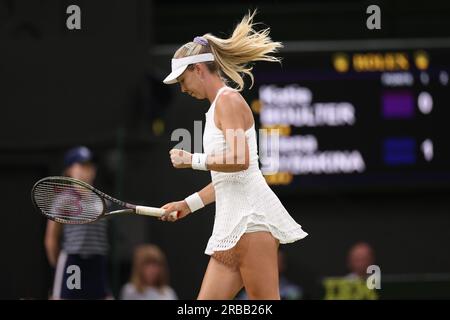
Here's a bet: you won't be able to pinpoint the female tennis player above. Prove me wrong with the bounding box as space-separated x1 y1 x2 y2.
160 11 308 300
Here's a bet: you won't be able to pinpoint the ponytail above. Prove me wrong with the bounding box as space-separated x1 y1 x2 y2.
173 10 283 91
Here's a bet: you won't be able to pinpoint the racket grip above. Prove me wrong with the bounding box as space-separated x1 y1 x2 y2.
135 206 178 219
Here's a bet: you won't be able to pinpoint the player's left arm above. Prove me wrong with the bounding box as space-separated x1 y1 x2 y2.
206 91 250 172
169 91 250 172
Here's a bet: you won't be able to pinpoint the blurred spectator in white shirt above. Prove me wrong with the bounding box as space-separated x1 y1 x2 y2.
120 244 177 300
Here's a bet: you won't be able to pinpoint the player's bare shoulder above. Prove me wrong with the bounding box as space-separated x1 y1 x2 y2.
215 90 253 125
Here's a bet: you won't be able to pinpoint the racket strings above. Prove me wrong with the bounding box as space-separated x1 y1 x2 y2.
33 179 104 224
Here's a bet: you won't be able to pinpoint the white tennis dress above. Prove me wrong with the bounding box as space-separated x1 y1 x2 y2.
203 86 308 255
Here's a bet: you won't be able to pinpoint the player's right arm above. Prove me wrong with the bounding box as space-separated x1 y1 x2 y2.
160 182 215 221
44 220 63 267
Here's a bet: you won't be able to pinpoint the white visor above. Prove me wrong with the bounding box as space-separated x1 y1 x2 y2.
163 53 215 84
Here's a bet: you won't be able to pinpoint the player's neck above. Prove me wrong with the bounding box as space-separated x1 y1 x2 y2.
205 78 227 104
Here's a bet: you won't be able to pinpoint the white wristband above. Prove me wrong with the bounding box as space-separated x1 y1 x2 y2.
184 192 205 213
192 153 208 171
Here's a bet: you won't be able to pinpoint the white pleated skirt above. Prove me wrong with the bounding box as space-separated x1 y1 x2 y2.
205 168 308 255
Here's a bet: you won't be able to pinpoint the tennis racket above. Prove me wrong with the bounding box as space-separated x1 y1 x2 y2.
31 176 178 224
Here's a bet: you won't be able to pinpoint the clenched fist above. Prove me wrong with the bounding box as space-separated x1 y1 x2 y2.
169 148 192 169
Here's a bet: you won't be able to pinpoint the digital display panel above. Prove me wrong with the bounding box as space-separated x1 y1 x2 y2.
246 47 450 192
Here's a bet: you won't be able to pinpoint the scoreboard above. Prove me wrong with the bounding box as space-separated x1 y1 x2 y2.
246 45 450 192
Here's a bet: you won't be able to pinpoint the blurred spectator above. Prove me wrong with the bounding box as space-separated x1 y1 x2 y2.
237 250 304 300
44 146 111 299
346 242 376 279
322 242 378 300
120 244 177 300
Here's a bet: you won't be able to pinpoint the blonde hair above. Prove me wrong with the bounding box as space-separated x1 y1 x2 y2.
130 244 169 293
173 10 283 91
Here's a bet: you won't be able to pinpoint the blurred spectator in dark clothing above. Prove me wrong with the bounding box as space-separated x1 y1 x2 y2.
44 146 110 299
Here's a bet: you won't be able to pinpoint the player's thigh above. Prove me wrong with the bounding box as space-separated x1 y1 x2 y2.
237 232 280 300
197 256 243 300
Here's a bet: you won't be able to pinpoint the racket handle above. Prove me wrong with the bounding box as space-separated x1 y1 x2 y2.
135 206 178 219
